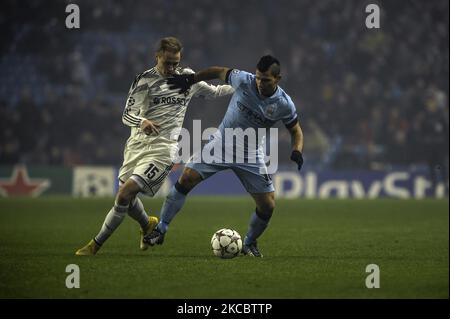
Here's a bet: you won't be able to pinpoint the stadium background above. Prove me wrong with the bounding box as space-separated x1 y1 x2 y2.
0 0 448 299
0 0 448 189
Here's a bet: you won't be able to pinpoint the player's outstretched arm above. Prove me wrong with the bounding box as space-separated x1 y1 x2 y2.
288 121 304 171
194 67 230 83
167 67 230 93
193 81 234 100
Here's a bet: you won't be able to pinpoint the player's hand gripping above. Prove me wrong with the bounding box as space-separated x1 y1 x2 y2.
290 150 304 171
167 74 195 94
141 119 161 135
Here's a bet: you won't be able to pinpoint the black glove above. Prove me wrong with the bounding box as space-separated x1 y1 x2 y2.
290 150 304 171
167 74 195 94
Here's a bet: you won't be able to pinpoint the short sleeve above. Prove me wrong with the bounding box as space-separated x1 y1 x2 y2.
226 69 253 90
281 98 299 129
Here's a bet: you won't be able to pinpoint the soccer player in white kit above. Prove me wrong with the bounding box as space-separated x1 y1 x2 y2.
76 37 233 255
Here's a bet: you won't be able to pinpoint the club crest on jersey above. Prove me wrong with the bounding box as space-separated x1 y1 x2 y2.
265 104 277 117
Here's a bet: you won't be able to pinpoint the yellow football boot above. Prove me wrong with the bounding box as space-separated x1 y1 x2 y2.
140 216 159 251
75 239 101 256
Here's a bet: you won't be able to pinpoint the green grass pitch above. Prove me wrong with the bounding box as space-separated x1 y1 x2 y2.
0 197 448 298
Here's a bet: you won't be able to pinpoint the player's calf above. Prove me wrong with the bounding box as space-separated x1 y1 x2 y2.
178 167 202 191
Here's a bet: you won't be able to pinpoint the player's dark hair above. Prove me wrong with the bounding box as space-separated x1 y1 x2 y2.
257 55 280 77
156 37 183 54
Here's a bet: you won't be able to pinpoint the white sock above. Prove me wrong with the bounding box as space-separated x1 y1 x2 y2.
128 197 149 230
94 202 128 245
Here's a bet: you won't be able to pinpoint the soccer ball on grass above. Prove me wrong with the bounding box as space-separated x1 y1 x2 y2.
211 228 243 259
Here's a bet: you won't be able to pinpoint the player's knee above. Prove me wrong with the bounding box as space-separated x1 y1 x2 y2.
116 190 131 206
257 201 275 218
178 168 202 191
116 185 138 206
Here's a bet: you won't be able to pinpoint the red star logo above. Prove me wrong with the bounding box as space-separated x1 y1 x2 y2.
0 166 50 197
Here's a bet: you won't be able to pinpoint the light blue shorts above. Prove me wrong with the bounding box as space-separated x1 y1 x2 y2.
186 161 274 194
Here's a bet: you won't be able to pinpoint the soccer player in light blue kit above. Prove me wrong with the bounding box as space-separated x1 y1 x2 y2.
144 55 304 257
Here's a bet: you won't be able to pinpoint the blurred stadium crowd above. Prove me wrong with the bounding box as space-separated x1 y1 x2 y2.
0 0 448 172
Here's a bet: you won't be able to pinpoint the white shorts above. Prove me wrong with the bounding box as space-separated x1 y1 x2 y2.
118 138 174 196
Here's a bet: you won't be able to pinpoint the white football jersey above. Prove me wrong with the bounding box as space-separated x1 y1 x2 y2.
122 66 233 146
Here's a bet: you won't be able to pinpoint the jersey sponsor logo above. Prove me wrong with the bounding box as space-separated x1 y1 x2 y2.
236 101 272 126
153 96 187 106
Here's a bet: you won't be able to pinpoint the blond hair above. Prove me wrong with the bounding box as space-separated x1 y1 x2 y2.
156 37 183 54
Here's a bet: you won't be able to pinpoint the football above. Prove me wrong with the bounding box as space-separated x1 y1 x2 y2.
211 228 243 259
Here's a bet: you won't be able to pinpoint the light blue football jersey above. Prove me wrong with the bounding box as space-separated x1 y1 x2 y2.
211 69 298 163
